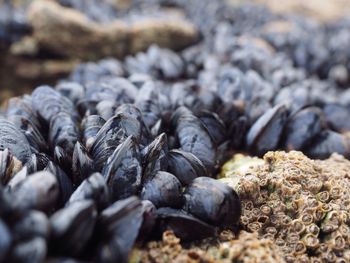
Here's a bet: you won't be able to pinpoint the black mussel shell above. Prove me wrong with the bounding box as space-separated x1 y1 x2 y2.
81 115 106 151
6 96 42 131
140 171 183 208
49 112 79 158
183 177 241 227
9 237 47 263
167 149 207 185
138 200 157 240
31 86 78 124
84 78 137 104
103 136 142 201
72 142 95 186
283 106 324 151
229 115 249 149
136 99 161 132
90 114 141 171
115 104 144 124
96 100 117 121
7 115 48 153
50 200 97 256
76 99 99 117
246 104 288 156
97 197 143 263
323 103 350 133
45 162 74 206
25 153 51 175
56 82 85 104
305 130 350 159
53 146 72 175
197 110 227 146
115 104 152 145
98 196 142 235
0 118 32 163
155 207 216 241
10 171 59 212
0 218 11 262
141 133 168 179
11 210 50 242
68 173 109 211
172 107 216 172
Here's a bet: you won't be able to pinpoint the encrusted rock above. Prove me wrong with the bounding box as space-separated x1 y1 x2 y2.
135 230 285 263
221 151 350 262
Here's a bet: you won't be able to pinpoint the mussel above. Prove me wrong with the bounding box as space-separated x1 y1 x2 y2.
102 136 142 201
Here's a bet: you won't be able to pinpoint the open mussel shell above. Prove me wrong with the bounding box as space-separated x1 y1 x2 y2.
183 177 241 227
0 149 22 185
167 149 208 185
53 146 72 175
97 197 144 263
10 171 59 213
282 106 324 151
115 104 152 145
7 115 48 153
246 104 288 156
7 167 28 191
26 153 51 175
50 200 97 256
68 173 110 211
0 118 32 163
155 207 216 241
140 171 183 208
171 106 216 172
141 133 168 179
72 142 95 186
102 136 142 201
81 115 106 151
90 114 142 171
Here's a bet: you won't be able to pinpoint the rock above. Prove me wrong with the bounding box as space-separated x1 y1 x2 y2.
26 0 198 60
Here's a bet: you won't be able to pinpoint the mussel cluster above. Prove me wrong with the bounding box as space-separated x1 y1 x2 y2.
0 80 242 262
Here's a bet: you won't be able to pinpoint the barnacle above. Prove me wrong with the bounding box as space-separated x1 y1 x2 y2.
221 151 350 262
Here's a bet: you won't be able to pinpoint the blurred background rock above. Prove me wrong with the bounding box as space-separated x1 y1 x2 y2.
1 0 350 105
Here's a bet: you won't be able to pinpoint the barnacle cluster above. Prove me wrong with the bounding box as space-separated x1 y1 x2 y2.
136 230 285 263
222 151 350 262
